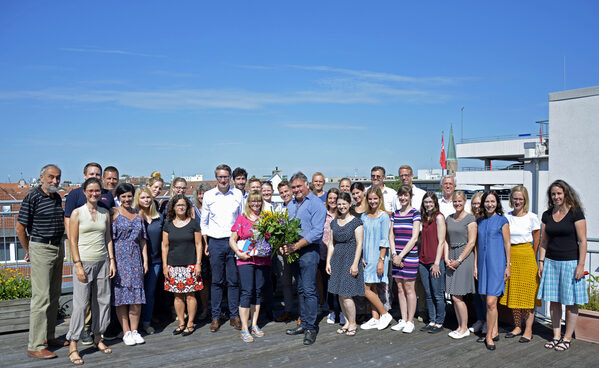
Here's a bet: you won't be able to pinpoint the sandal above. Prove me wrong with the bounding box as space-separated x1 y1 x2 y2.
554 339 571 352
544 338 560 349
182 326 196 336
251 326 264 337
94 341 112 354
336 327 348 335
345 328 357 337
173 325 186 335
240 330 254 343
69 350 84 366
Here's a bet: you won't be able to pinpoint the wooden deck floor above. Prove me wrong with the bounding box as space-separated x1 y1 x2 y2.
2 315 598 368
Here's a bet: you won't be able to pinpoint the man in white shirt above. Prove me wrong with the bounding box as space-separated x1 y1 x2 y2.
232 167 248 207
438 175 471 218
369 166 396 213
201 164 244 332
396 165 426 211
439 175 457 217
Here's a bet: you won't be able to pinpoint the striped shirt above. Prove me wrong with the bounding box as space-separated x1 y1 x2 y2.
391 208 421 279
18 186 65 239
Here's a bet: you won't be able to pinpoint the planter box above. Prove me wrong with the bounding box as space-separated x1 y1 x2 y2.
575 309 599 344
0 299 30 334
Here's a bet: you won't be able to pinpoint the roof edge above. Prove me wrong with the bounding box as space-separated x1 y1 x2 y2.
549 86 599 102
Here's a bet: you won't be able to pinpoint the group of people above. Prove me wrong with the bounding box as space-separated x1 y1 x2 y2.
16 162 589 364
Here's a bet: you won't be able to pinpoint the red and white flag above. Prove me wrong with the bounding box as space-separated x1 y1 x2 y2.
440 134 446 169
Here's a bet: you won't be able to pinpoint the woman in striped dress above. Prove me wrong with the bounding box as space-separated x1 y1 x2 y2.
389 185 421 333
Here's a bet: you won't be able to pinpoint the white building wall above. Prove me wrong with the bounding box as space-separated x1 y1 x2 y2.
549 87 599 244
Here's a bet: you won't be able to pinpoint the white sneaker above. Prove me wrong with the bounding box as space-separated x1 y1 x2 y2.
469 320 483 333
131 330 145 344
326 312 336 325
391 319 406 331
402 321 415 333
378 313 393 330
482 322 488 334
339 313 346 325
449 329 470 339
122 331 136 346
360 318 379 330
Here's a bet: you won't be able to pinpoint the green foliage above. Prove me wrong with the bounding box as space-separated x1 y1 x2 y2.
253 210 302 263
0 266 32 300
581 273 599 312
386 180 403 192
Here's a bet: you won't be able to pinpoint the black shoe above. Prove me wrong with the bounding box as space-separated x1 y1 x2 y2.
477 335 499 343
519 336 532 343
420 325 433 332
80 330 93 346
286 326 305 335
505 332 521 338
485 340 496 351
428 326 444 334
303 330 317 345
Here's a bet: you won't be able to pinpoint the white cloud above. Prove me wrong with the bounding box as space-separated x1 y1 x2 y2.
289 65 460 84
0 83 431 110
283 123 366 131
59 47 165 58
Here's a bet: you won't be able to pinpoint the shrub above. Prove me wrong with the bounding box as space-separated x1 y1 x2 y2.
0 266 32 300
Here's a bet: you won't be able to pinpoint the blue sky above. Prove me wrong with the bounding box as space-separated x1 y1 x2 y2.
1 1 598 182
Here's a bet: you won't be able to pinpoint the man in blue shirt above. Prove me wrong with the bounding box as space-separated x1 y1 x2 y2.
283 172 326 345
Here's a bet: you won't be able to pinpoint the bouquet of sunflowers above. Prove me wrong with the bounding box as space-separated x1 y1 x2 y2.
252 210 302 263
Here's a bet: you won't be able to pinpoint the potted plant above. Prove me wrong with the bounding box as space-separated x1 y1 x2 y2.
575 271 599 344
0 266 32 333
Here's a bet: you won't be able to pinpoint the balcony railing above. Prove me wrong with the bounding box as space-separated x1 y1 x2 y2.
461 133 548 144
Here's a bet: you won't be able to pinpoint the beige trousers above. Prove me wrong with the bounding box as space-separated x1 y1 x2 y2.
28 241 64 352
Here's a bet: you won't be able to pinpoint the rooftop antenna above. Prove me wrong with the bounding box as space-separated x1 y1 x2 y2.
460 106 464 143
563 55 566 89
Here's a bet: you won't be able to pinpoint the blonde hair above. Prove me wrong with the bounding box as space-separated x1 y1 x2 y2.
452 190 466 202
470 192 483 217
244 190 264 218
365 186 386 213
134 187 160 219
510 185 530 212
170 177 188 197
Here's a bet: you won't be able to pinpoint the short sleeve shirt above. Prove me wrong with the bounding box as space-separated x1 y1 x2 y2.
163 219 201 266
506 211 540 244
231 215 271 266
542 208 585 261
17 187 65 238
64 187 115 217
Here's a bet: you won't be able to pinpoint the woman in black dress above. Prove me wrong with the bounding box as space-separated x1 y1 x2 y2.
326 192 365 336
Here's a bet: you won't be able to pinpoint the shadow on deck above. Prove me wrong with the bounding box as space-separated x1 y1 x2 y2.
1 315 597 368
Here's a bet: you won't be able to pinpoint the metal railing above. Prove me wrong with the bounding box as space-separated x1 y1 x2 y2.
461 133 548 144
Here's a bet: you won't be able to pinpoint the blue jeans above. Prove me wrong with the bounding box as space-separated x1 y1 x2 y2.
318 260 340 314
418 261 446 325
142 263 161 325
291 245 319 332
208 237 239 319
238 264 270 308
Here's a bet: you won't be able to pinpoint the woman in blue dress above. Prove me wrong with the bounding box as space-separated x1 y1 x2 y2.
112 183 149 346
359 187 393 331
475 191 511 350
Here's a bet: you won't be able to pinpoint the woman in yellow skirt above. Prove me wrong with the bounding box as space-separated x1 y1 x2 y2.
499 186 541 343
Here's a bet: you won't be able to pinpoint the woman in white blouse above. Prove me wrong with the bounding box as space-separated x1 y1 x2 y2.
498 186 541 343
